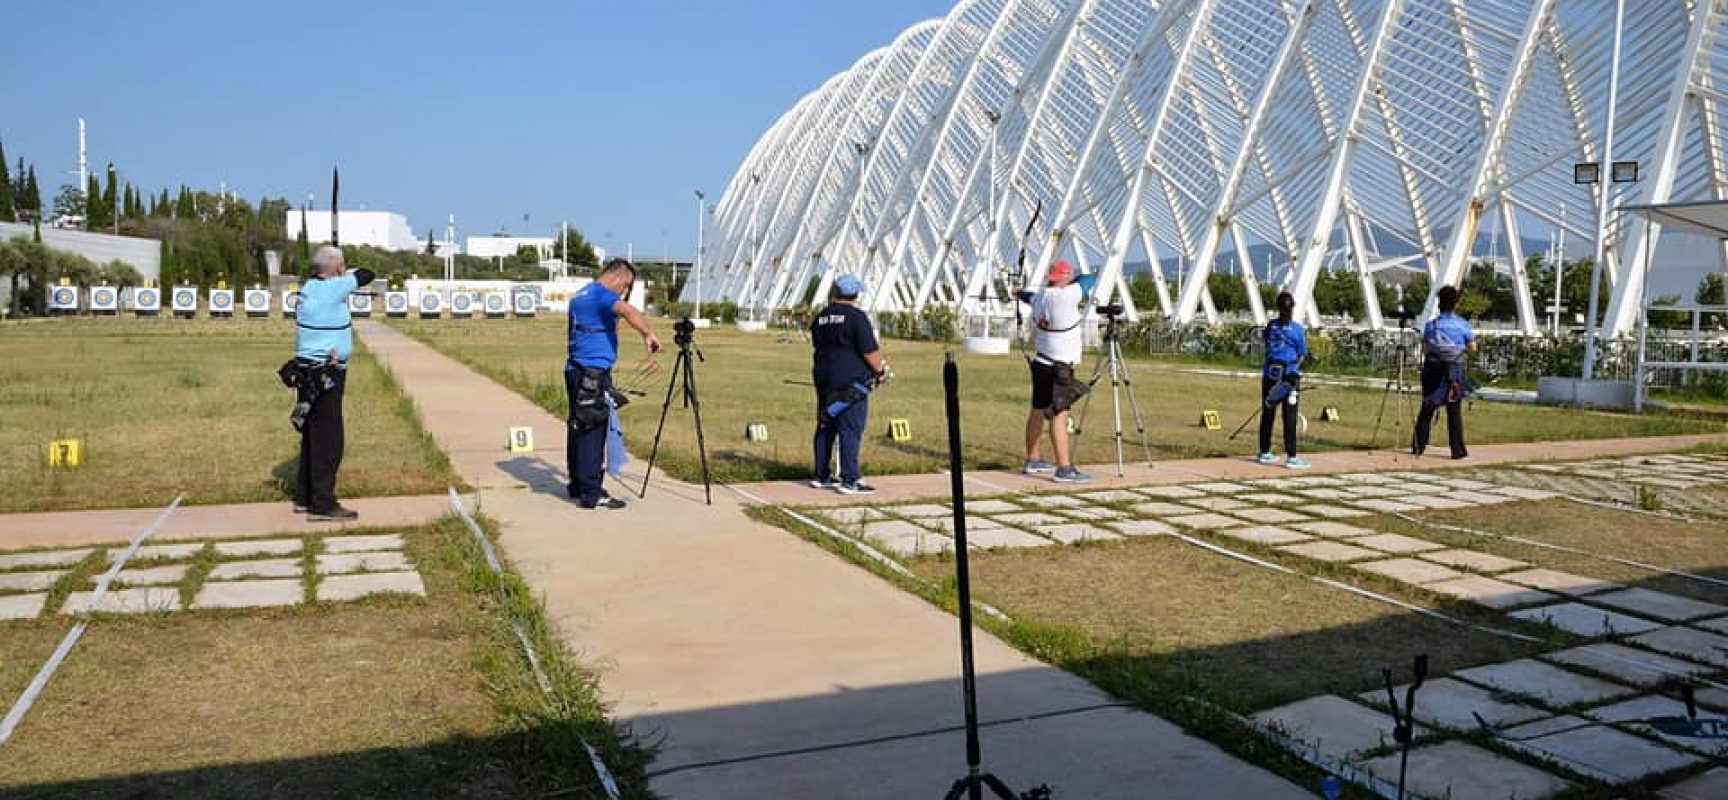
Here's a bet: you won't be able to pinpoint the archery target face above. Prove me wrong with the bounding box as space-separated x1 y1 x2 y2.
91 288 117 309
172 287 198 311
349 293 373 313
244 290 269 312
386 292 408 313
484 293 507 313
209 290 233 311
50 287 78 309
283 291 300 312
453 293 473 313
135 288 160 309
420 293 442 313
513 292 536 314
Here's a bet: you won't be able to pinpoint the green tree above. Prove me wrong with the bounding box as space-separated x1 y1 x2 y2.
175 186 195 219
551 227 600 268
1206 270 1248 313
1127 271 1161 314
1313 267 1364 319
53 184 86 221
23 166 40 222
84 174 103 229
101 166 117 229
1697 273 1724 330
0 139 12 221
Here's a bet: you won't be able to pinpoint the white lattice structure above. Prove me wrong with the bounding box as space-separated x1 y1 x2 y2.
694 0 1728 336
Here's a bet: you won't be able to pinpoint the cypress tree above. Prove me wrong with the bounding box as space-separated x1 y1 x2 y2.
85 174 103 228
175 186 195 219
101 168 117 228
24 166 40 221
0 140 12 221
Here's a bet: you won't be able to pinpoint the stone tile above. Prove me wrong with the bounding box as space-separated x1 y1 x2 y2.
98 564 189 587
994 512 1071 527
212 538 304 558
1449 479 1500 491
1360 741 1574 800
951 516 1005 532
1026 494 1087 508
1133 485 1205 499
1341 485 1403 498
1353 533 1443 554
1628 626 1728 668
1400 481 1454 494
1165 513 1244 531
1106 519 1175 536
1351 498 1425 513
0 570 67 593
823 507 887 524
1355 558 1465 585
1230 507 1310 525
208 558 303 580
1511 602 1664 637
1183 496 1252 511
1066 505 1128 520
962 499 1021 514
861 520 927 538
317 571 427 602
194 579 304 609
60 587 180 615
1396 494 1477 510
1293 504 1372 519
1289 488 1355 501
1419 549 1528 573
1277 541 1380 563
315 551 414 575
1589 588 1728 623
112 543 205 563
1073 490 1145 503
1037 524 1121 545
1238 492 1303 505
888 503 951 518
1695 616 1728 635
1340 472 1400 484
871 531 950 558
0 549 94 570
0 593 47 620
1660 767 1728 799
1546 644 1713 688
1424 576 1557 610
1454 659 1636 707
1358 677 1549 731
1253 478 1308 491
1499 569 1624 597
966 528 1051 549
1215 526 1313 546
1252 695 1416 760
1190 482 1251 494
1450 489 1516 505
1493 486 1560 501
1290 521 1378 538
1500 715 1698 784
1130 502 1200 517
322 534 407 553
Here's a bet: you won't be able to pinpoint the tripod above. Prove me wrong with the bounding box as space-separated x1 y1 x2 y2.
1074 306 1153 476
1365 314 1416 451
642 318 713 505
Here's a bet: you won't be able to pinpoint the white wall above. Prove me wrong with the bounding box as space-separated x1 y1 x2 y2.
466 235 555 260
286 210 420 251
0 222 161 280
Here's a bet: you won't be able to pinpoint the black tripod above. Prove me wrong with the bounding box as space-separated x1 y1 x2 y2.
1074 305 1152 476
642 318 713 505
1365 311 1416 450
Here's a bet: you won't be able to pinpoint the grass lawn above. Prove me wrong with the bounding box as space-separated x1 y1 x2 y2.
0 318 455 513
0 515 648 798
390 317 1719 483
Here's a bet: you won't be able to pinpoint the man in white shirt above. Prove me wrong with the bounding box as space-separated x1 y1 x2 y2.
1015 261 1096 483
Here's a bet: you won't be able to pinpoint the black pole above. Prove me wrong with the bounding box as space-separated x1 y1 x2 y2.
945 353 983 797
330 167 341 247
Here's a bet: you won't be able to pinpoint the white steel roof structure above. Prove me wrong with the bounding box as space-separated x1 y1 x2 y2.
693 0 1728 336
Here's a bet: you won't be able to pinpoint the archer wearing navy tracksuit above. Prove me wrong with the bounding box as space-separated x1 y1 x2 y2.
1258 292 1310 469
1414 285 1476 459
810 274 887 496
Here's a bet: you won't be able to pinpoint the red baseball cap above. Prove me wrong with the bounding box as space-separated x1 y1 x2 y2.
1046 260 1075 284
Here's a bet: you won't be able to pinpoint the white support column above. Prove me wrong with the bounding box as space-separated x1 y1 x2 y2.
1174 0 1319 324
1230 223 1268 324
1499 199 1539 334
1344 202 1385 329
1286 0 1407 325
1428 0 1558 309
1139 230 1175 316
1603 0 1724 337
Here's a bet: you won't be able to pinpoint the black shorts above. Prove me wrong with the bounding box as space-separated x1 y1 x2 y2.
1031 359 1085 413
1030 360 1056 409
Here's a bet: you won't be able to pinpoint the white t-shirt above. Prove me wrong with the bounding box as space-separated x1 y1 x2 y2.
1031 284 1085 364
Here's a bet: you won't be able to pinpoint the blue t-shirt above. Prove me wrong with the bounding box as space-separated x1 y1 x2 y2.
294 274 359 362
1424 312 1474 362
567 282 621 370
1263 318 1308 375
810 302 880 392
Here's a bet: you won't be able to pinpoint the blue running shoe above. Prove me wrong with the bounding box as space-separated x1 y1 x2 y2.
1256 452 1279 465
1023 458 1057 475
1285 457 1311 470
1052 466 1092 484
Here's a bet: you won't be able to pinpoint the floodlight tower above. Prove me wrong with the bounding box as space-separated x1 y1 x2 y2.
444 213 457 289
694 189 706 321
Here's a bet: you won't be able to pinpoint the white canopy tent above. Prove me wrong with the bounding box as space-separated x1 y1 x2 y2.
1627 199 1728 411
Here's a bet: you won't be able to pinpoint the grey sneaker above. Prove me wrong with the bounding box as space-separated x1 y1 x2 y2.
836 481 877 495
1023 458 1057 475
809 477 836 489
1052 466 1092 484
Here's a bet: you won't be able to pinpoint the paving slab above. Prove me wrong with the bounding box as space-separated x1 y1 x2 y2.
0 549 94 570
1450 489 1515 505
1359 740 1573 800
207 558 303 581
1133 485 1205 499
1230 507 1310 525
1423 575 1556 610
1037 524 1121 545
1215 526 1313 546
948 516 1005 532
1695 616 1728 635
822 507 887 525
213 538 304 558
1511 602 1665 637
1499 569 1624 597
60 586 180 614
870 531 945 558
0 570 67 593
1493 486 1560 501
1589 588 1728 623
889 503 951 518
1073 490 1145 504
1627 626 1728 668
315 551 414 575
1023 494 1087 508
1237 492 1303 505
1543 643 1712 686
1190 482 1251 494
966 528 1052 549
0 496 444 550
1584 695 1728 757
1130 501 1200 517
0 592 47 620
1289 488 1355 501
962 499 1022 514
1393 494 1477 510
1355 558 1465 585
994 512 1071 527
97 564 189 586
861 520 927 539
321 534 408 553
194 578 304 609
1353 533 1443 555
1500 714 1698 784
1293 504 1371 519
1183 496 1252 511
317 571 426 602
1106 519 1175 536
1277 541 1381 563
1419 549 1528 573
1358 677 1548 730
1660 767 1728 799
1289 521 1378 538
1165 513 1244 531
111 542 205 562
1454 659 1636 706
1066 505 1128 520
1252 695 1415 760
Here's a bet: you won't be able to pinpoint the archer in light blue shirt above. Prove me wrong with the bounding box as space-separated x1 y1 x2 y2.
294 251 374 362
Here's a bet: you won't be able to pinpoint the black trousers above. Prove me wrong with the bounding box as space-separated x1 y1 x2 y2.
1258 376 1299 457
566 368 613 505
1414 359 1467 458
296 368 347 512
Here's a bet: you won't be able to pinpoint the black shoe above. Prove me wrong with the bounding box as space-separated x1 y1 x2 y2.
307 505 359 521
581 497 627 510
1451 452 1469 460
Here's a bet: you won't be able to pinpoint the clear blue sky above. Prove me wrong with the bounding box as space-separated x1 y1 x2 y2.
0 0 953 260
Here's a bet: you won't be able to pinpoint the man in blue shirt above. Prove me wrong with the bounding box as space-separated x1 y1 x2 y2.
567 259 662 509
810 274 888 494
1414 285 1477 459
293 245 374 520
1257 291 1311 469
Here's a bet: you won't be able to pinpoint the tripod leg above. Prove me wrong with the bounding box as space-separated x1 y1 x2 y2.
979 773 1020 799
683 351 714 505
641 351 684 498
1110 356 1125 476
1115 341 1154 463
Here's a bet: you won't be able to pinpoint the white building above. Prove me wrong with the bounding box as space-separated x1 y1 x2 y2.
466 234 556 260
287 209 422 252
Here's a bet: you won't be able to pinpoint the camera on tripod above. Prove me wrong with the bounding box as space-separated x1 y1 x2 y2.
1392 305 1416 328
673 317 697 347
1096 303 1125 318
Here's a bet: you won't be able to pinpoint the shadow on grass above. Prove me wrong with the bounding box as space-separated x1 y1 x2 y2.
270 456 298 497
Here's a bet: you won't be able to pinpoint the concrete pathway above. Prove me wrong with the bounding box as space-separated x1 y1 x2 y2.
355 321 1312 799
0 494 446 550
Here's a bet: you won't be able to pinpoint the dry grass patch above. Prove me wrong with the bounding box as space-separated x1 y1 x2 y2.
0 318 454 512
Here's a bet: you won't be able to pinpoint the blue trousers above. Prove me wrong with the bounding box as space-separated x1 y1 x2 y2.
566 367 613 505
813 393 868 484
